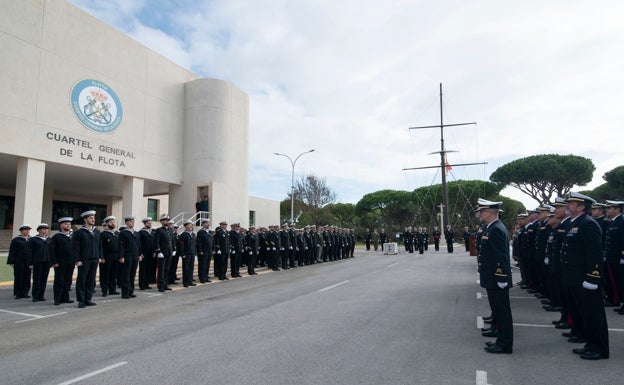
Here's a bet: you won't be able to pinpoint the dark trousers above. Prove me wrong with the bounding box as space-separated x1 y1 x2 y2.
197 253 210 282
434 239 440 251
119 256 139 297
215 252 228 278
99 257 118 294
563 285 584 337
13 261 31 297
570 285 609 357
365 240 370 250
169 254 179 284
32 262 50 301
53 263 74 303
138 254 152 289
447 241 453 253
76 259 98 304
231 251 241 276
280 250 289 268
148 254 158 284
157 254 171 289
182 255 195 285
486 287 513 350
604 262 621 305
248 252 257 274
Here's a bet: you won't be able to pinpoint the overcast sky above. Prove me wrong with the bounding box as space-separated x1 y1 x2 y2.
69 0 624 209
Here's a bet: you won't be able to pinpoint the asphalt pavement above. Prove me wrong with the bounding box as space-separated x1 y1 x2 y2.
1 246 623 385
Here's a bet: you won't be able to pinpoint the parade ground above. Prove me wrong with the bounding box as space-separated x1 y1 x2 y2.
1 247 623 385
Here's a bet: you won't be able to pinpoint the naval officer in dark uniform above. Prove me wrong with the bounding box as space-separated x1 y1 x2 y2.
153 214 175 292
477 199 513 354
561 192 609 360
27 223 50 302
118 216 142 298
73 210 102 308
196 218 214 283
49 217 75 305
7 224 32 299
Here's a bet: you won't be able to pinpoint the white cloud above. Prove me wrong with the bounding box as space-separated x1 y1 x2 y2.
70 0 624 205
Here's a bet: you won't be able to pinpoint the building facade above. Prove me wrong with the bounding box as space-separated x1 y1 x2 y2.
0 0 278 243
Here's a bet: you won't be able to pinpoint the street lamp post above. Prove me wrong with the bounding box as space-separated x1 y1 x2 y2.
274 149 315 224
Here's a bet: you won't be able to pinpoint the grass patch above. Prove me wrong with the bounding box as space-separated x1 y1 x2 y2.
0 255 14 282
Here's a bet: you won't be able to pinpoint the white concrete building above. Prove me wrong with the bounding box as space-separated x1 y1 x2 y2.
0 0 279 245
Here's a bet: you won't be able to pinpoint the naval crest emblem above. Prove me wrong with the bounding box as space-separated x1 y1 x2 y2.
70 79 123 133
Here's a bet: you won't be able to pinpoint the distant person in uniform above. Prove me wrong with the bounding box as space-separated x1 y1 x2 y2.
432 227 441 251
7 224 32 299
195 195 210 224
138 217 156 290
445 225 454 253
118 216 142 299
379 229 387 250
196 218 214 283
372 229 379 251
463 226 471 252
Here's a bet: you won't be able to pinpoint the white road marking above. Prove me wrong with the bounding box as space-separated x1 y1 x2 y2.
476 370 491 385
387 262 399 267
476 292 482 299
57 361 127 385
0 309 67 323
15 312 67 323
476 279 480 284
318 280 349 292
513 323 624 332
510 296 538 299
477 316 484 329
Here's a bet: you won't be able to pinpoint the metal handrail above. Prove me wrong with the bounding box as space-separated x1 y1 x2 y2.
170 211 210 225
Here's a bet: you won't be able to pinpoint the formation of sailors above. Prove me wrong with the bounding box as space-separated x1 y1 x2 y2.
6 211 357 308
481 192 618 360
400 227 430 254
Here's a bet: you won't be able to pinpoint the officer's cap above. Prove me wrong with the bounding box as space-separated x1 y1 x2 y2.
552 197 567 207
141 217 152 223
19 224 32 231
57 217 73 224
123 215 135 222
476 198 502 211
591 202 606 209
606 200 624 209
219 221 228 225
281 223 289 228
159 214 170 221
200 218 210 223
565 191 596 205
183 219 193 225
81 210 96 218
103 216 116 223
36 223 49 230
231 222 240 227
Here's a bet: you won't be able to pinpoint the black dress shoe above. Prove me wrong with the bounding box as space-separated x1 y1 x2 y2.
85 301 96 306
552 319 565 325
484 319 493 324
102 293 108 297
568 336 586 343
32 298 39 302
122 295 130 299
580 351 607 360
25 295 32 298
540 299 550 305
561 332 575 337
481 326 494 332
206 279 212 282
15 296 24 299
484 345 512 354
604 302 619 307
145 286 152 289
159 288 166 292
64 300 75 304
165 287 172 290
110 291 120 295
54 302 61 306
485 341 497 347
129 294 136 298
555 323 571 329
482 330 497 337
573 347 588 355
78 302 86 308
189 283 196 286
183 284 189 287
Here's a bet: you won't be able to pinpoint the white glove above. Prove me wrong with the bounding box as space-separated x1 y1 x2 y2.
217 250 222 255
272 247 276 250
289 246 293 250
249 252 252 255
266 247 270 251
497 282 508 289
620 258 624 265
157 252 164 259
280 248 284 251
544 257 549 265
231 250 235 254
172 251 176 257
582 281 598 290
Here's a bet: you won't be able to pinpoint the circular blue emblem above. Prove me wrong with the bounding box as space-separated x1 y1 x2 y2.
70 79 123 133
